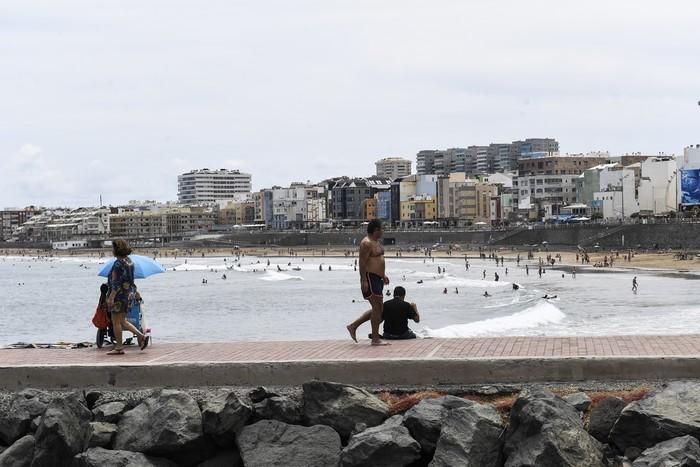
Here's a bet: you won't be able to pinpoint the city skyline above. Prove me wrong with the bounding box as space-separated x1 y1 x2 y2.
1 1 699 207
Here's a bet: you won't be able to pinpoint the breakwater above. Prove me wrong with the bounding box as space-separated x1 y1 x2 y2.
2 380 700 466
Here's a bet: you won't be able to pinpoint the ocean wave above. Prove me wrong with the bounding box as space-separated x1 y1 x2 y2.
420 301 565 338
259 271 304 282
170 263 227 272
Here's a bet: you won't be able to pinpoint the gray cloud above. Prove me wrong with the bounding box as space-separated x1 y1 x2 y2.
1 0 699 206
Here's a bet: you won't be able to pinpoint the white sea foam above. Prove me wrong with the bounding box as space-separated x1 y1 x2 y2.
420 301 565 338
171 263 227 272
259 271 304 282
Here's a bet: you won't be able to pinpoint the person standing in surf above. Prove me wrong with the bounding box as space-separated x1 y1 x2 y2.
348 219 390 346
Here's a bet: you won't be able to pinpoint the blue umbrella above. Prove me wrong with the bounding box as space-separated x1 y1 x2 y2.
98 255 166 279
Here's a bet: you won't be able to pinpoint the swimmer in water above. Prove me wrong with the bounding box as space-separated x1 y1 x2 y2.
483 291 491 297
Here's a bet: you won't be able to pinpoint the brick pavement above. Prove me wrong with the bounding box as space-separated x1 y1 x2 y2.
3 334 700 368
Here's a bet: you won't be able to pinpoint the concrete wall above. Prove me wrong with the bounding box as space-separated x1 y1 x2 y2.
194 223 700 250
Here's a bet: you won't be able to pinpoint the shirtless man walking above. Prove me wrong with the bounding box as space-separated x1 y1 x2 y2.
347 219 390 345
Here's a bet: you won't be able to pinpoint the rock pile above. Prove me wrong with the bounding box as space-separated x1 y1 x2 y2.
2 381 700 466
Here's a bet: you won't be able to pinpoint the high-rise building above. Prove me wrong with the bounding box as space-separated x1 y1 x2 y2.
177 169 252 204
375 157 412 179
418 138 559 175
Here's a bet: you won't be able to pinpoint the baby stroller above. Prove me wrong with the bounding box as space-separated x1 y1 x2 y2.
93 284 148 348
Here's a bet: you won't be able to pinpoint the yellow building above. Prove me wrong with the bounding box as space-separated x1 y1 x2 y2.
400 196 437 224
362 198 378 220
219 201 256 225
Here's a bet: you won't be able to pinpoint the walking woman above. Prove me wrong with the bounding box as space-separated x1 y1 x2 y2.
106 239 150 355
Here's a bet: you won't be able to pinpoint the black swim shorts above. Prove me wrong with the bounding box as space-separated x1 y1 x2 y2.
362 272 384 300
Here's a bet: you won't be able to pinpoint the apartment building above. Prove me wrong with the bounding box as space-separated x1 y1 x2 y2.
400 195 437 226
0 207 40 241
514 152 607 218
177 169 252 204
417 138 559 176
219 200 256 226
258 183 328 229
330 177 391 223
14 208 110 242
375 157 412 179
110 207 216 238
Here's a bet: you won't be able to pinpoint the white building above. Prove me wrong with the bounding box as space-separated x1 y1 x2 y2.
638 156 678 215
52 240 89 250
270 183 327 229
593 166 639 220
15 208 110 242
177 169 252 204
375 157 412 179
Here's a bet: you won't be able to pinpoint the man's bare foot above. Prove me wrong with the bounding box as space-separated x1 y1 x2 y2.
346 325 358 343
371 340 391 346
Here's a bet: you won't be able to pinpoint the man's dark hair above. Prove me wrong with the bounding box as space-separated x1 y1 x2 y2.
367 219 382 234
393 286 406 297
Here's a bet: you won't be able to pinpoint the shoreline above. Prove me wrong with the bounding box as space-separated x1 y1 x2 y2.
3 246 699 271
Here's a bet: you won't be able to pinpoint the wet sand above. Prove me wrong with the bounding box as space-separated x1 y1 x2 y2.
3 246 699 271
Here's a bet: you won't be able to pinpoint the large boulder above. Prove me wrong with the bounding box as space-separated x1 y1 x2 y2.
237 419 341 467
504 388 604 467
588 397 627 443
340 415 421 467
200 389 252 447
430 403 504 467
92 401 127 424
302 381 389 440
632 435 700 467
31 393 92 467
248 387 279 404
610 382 700 452
563 392 592 412
0 435 35 467
254 395 303 424
87 422 117 448
73 447 178 467
402 395 474 457
0 390 48 445
114 390 205 460
196 450 242 467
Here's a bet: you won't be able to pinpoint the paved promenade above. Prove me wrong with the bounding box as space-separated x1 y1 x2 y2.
2 335 700 389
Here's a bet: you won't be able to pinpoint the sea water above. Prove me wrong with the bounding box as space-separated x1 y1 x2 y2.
0 254 698 344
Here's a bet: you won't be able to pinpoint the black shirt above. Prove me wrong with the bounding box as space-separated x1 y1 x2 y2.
382 298 417 336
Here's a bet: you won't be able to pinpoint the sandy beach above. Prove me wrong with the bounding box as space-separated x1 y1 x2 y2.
3 245 699 271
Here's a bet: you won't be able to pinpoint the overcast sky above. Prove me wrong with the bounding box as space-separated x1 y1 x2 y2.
1 1 699 207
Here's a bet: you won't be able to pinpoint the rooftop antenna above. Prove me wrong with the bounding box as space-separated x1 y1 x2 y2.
99 194 103 207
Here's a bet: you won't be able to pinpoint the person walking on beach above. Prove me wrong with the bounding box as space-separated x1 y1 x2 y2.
106 239 149 355
632 276 638 293
351 219 390 346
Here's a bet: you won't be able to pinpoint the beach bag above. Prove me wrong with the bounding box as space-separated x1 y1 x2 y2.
92 304 110 329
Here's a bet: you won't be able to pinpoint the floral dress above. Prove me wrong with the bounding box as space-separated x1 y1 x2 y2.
108 257 136 314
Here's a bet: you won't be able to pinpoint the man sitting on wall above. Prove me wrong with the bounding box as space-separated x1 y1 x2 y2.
346 286 420 341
